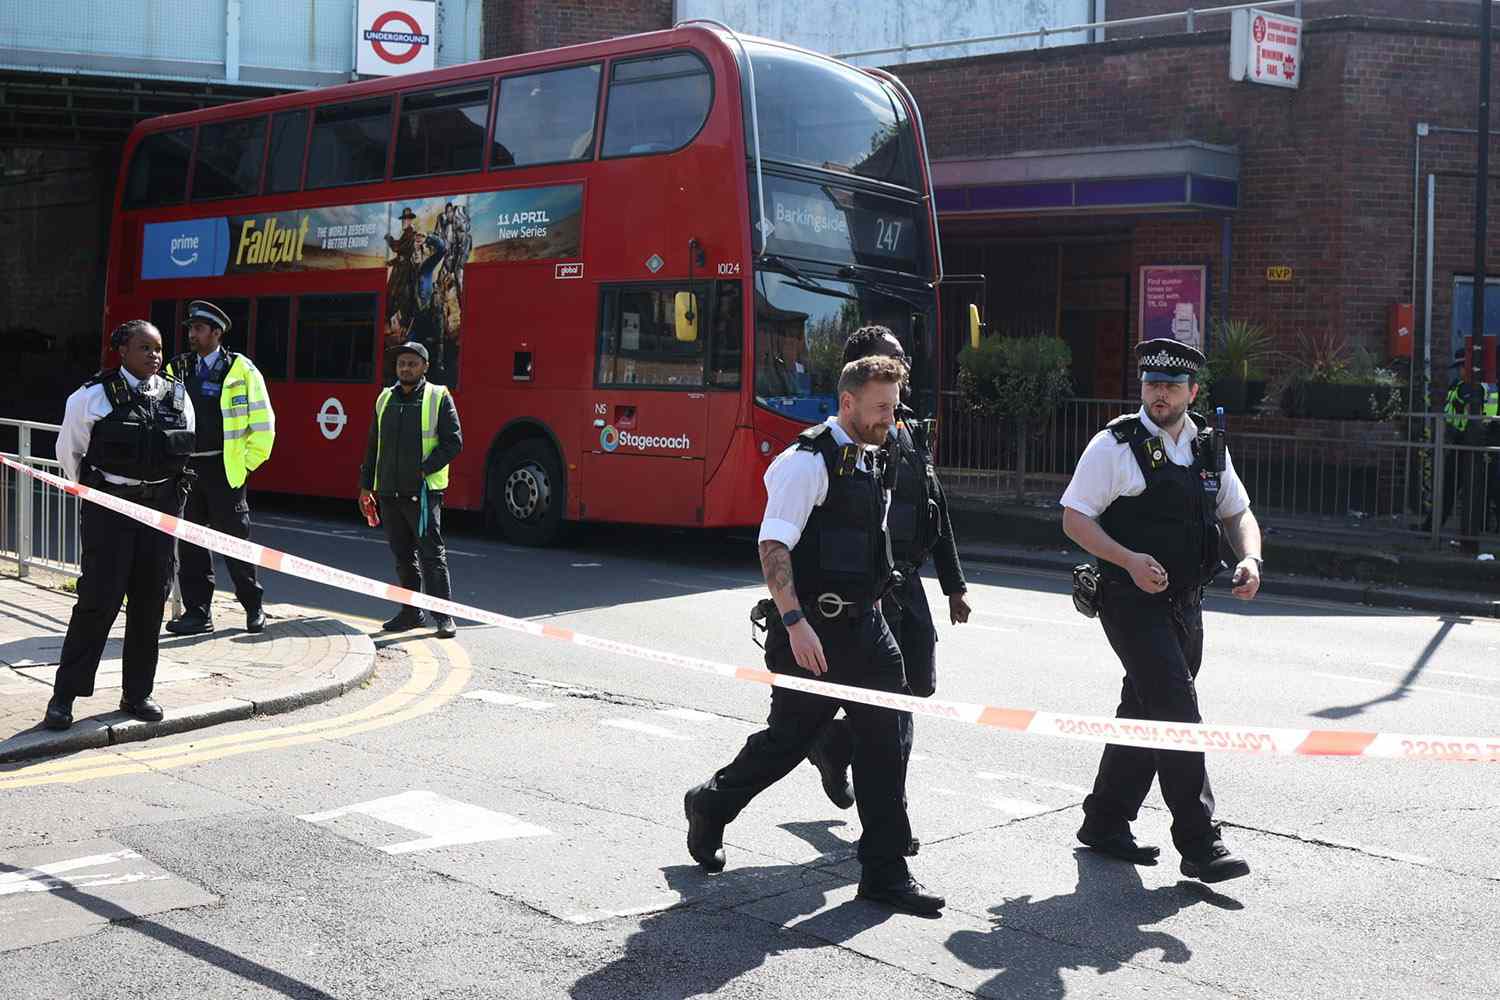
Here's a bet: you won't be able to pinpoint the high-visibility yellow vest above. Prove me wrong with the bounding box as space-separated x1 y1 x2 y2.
1445 382 1499 433
374 382 451 491
165 352 275 488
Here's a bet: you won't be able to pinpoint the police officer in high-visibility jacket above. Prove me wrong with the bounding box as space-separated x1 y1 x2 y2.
164 300 276 636
359 341 462 638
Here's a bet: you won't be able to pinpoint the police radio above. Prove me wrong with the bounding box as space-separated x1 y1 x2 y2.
1211 406 1227 474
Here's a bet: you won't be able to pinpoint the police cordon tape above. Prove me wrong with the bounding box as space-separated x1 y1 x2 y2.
7 453 1499 764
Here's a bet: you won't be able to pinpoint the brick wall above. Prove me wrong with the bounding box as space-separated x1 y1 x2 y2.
483 0 672 58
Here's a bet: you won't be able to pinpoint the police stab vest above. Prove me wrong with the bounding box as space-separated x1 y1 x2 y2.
887 407 941 569
788 424 894 608
82 370 194 482
1096 413 1222 595
174 350 232 454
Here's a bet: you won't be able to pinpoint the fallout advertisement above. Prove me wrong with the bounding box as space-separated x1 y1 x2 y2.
139 184 584 389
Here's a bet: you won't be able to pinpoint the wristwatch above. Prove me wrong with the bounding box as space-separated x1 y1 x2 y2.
1243 555 1264 572
781 608 805 627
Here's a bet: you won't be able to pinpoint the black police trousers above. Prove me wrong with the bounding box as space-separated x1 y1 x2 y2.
1082 582 1216 853
54 483 182 703
379 491 452 614
178 455 262 618
694 608 914 884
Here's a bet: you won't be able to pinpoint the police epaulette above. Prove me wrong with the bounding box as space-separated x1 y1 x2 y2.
1107 414 1144 443
795 423 833 451
99 371 133 408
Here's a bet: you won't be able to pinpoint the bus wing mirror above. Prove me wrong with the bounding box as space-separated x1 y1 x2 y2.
968 303 983 350
674 292 700 343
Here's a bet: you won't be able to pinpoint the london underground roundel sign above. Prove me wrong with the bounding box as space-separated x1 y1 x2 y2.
356 0 436 76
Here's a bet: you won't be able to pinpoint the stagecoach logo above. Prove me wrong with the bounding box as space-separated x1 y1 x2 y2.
599 425 691 453
356 0 435 76
318 397 348 440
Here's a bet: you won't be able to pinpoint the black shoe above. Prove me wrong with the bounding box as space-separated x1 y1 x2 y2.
165 613 214 636
806 735 855 810
1078 822 1161 865
857 877 945 915
1179 828 1250 883
245 608 266 634
382 611 424 632
683 784 726 872
118 697 164 722
433 615 457 639
905 837 921 857
43 695 73 731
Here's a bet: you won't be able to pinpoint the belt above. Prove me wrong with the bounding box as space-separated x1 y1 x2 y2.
808 592 878 621
99 479 174 500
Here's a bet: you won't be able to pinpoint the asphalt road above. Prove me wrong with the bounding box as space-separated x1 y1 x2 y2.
1 498 1496 999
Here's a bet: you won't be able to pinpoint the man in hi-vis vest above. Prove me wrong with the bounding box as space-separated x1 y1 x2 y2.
359 341 462 638
165 300 275 636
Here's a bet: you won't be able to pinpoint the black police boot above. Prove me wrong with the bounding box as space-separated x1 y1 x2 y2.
905 837 921 857
433 615 458 639
1179 827 1250 884
683 783 726 872
245 607 266 634
1077 819 1161 865
43 695 73 731
857 875 945 916
165 612 214 636
118 696 164 722
382 610 425 632
806 728 855 810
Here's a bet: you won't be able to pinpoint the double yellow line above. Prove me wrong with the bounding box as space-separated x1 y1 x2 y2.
0 632 472 791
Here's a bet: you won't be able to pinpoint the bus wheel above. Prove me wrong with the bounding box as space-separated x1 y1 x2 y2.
490 439 565 546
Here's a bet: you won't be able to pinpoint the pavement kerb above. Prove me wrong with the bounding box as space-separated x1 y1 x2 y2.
0 607 379 766
962 545 1500 619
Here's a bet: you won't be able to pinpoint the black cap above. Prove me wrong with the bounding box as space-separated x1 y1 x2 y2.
392 341 428 362
183 300 230 332
1137 338 1206 383
399 207 417 220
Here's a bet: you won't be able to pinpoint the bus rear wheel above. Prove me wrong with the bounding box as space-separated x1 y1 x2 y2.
490 439 565 546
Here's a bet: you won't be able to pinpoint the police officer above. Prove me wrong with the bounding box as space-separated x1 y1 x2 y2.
359 341 462 638
164 300 275 635
684 354 944 915
44 319 196 730
1429 346 1498 536
805 327 972 849
1060 339 1262 884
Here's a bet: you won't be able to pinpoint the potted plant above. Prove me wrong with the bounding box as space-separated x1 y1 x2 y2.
1273 333 1405 420
957 335 1073 498
1206 319 1271 413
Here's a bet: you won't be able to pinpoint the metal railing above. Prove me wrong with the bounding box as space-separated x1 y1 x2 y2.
936 397 1500 550
835 1 1302 62
0 418 81 576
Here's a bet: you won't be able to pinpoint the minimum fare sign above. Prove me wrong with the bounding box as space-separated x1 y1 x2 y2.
355 0 436 76
1229 8 1302 90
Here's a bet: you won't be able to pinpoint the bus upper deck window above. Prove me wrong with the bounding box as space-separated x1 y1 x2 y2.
122 128 194 209
394 85 489 179
492 64 601 169
266 110 309 194
601 52 711 159
306 98 393 190
193 117 267 200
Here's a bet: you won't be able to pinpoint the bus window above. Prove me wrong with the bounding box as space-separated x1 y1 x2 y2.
122 128 194 209
393 84 489 179
149 300 178 347
708 280 742 390
295 293 377 383
596 284 707 388
192 117 266 200
492 64 601 169
266 110 309 194
600 52 711 158
254 297 291 381
306 98 393 190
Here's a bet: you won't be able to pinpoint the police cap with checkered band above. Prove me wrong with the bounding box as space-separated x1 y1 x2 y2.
1136 338 1206 384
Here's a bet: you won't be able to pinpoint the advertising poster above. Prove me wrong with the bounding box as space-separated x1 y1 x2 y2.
1138 265 1206 351
140 183 584 389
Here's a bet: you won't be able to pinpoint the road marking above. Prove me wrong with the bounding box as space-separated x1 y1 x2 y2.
601 719 689 740
262 521 481 556
968 623 1019 633
1309 672 1500 703
973 610 1079 627
463 690 554 711
975 769 1091 795
301 789 550 854
572 562 602 568
645 578 705 591
0 639 471 789
562 898 682 925
1368 661 1500 684
656 707 720 723
986 796 1056 818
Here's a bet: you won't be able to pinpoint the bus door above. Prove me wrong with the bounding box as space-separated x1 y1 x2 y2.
581 284 711 525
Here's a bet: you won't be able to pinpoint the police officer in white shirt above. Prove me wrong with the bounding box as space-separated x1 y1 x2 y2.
1060 338 1263 884
45 320 196 731
683 354 943 915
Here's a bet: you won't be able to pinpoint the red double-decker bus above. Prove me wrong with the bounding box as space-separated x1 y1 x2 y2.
103 22 946 544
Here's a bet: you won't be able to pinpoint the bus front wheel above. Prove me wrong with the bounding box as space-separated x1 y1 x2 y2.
489 439 565 546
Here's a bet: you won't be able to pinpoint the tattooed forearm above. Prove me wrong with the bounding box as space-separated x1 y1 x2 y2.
759 541 798 612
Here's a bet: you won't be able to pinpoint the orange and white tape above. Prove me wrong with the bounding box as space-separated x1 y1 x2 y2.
7 453 1498 764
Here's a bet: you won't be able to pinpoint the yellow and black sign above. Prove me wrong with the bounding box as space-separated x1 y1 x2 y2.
1266 266 1294 283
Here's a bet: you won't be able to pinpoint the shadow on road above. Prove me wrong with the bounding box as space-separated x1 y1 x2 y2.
1311 617 1458 720
945 850 1243 999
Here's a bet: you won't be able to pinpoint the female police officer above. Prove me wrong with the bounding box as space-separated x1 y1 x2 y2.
1060 338 1263 884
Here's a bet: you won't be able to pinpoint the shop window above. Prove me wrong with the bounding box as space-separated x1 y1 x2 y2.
596 284 707 388
122 128 194 209
601 52 711 158
192 117 266 200
266 110 308 193
394 84 489 178
306 98 393 189
295 293 376 382
492 64 600 168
